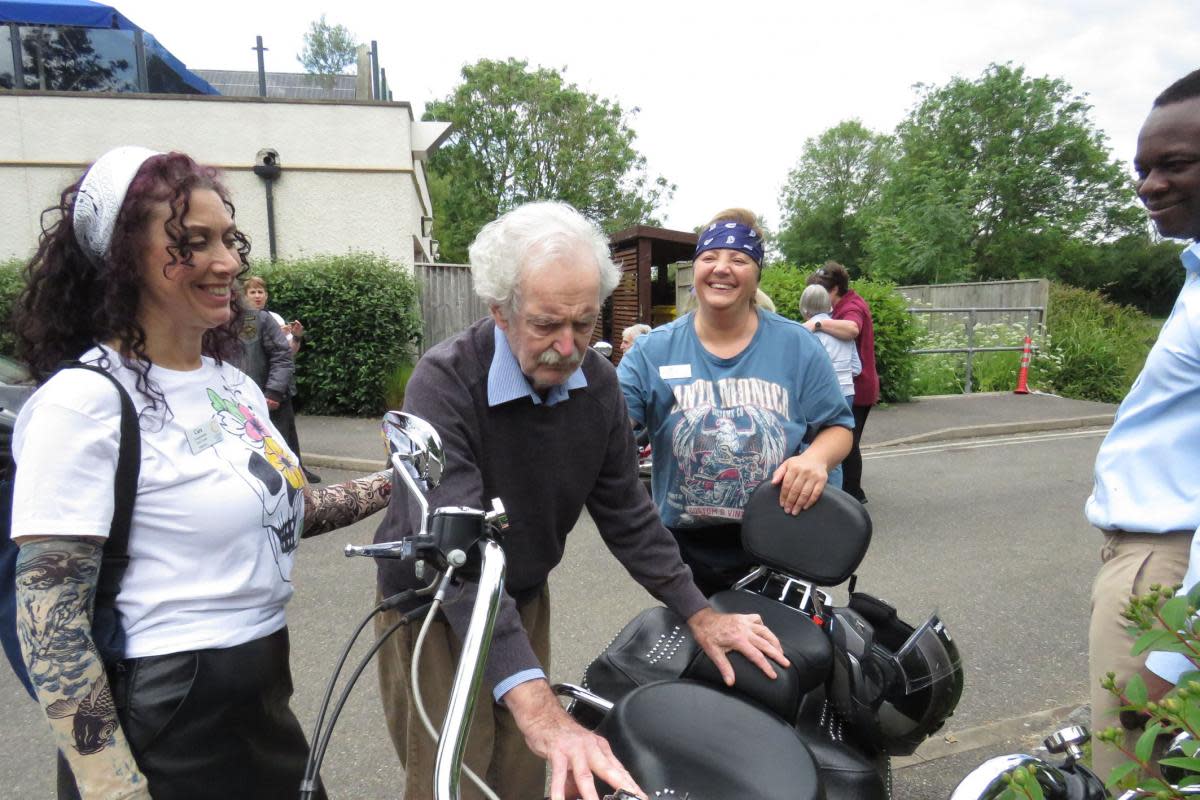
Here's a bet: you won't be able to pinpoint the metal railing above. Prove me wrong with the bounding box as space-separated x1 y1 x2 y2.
907 306 1044 393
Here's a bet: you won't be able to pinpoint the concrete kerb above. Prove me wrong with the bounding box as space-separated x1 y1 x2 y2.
303 454 384 472
862 414 1115 452
893 700 1088 770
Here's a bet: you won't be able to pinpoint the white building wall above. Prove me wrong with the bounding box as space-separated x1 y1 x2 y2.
0 92 441 268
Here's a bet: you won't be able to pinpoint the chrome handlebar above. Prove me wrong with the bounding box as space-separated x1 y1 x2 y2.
434 538 506 800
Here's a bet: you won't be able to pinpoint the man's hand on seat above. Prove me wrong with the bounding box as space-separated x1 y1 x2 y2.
687 607 790 686
505 679 646 800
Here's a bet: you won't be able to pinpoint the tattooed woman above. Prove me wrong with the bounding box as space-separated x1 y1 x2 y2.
10 148 391 800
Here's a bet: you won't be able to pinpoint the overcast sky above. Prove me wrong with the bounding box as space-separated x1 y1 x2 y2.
110 0 1196 231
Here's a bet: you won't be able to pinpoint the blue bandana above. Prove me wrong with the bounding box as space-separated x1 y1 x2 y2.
694 221 764 266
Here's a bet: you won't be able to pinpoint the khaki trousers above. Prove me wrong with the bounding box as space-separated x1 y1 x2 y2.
376 586 551 800
1088 531 1191 779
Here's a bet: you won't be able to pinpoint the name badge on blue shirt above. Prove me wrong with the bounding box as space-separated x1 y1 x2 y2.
659 364 692 380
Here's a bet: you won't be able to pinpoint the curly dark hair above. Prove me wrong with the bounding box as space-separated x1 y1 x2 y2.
14 152 251 409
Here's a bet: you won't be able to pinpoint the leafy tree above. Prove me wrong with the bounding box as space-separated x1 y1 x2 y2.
865 64 1143 285
296 15 358 76
424 58 674 262
777 120 894 273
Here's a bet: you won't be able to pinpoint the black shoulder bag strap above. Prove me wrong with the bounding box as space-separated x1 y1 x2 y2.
59 362 141 664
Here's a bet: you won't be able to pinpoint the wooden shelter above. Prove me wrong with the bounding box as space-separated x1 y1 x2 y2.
602 225 697 361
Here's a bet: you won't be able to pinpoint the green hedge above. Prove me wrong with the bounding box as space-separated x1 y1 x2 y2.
1 253 420 415
0 259 24 356
759 264 918 403
1043 283 1155 403
253 253 422 416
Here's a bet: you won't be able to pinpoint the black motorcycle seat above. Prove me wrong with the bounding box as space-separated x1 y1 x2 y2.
596 680 823 800
683 589 833 720
741 482 872 585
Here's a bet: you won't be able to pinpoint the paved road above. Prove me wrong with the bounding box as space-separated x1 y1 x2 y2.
0 426 1111 798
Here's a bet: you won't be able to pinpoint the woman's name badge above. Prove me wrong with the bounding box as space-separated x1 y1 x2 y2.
659 364 691 380
186 418 224 455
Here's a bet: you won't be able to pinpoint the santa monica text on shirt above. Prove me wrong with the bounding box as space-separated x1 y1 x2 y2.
671 378 790 417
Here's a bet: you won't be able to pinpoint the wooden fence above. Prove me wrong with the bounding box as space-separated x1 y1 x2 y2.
414 262 489 353
896 279 1049 332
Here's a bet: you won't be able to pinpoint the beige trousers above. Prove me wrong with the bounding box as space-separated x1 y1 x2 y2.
1088 531 1191 779
375 585 551 800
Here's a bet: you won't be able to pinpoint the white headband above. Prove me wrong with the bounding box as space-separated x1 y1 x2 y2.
72 146 162 265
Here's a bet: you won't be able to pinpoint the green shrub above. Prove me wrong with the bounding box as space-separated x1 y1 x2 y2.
907 319 1061 395
758 261 817 321
382 360 416 410
0 258 27 356
760 266 919 403
253 253 422 416
855 280 919 403
1044 283 1154 403
888 284 1153 402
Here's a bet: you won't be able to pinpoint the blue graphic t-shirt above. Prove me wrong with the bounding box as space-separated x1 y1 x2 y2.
618 309 854 528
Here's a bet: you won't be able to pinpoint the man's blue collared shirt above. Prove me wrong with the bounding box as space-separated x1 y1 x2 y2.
487 325 587 408
1086 242 1200 535
1099 242 1200 683
485 324 587 700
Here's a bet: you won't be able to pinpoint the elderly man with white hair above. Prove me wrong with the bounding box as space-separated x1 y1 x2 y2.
371 201 789 800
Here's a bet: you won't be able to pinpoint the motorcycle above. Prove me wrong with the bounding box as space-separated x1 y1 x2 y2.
557 469 964 799
951 725 1200 799
307 410 963 799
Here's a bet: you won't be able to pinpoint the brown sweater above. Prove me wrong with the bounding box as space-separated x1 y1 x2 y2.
374 318 708 696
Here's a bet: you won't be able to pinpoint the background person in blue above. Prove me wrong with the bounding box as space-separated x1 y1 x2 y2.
618 208 854 595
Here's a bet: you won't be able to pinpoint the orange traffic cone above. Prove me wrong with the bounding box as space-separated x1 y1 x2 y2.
1014 336 1032 394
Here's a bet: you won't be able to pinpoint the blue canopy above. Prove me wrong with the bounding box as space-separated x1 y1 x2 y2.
1 0 219 94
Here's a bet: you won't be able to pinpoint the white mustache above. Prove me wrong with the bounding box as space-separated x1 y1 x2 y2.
537 348 582 368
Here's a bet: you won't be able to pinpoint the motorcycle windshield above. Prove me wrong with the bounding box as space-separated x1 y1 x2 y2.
891 613 961 694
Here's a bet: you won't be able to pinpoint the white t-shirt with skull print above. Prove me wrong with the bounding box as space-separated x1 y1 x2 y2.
13 346 305 659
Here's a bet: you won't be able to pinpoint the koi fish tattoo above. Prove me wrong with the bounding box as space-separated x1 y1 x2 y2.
47 670 119 755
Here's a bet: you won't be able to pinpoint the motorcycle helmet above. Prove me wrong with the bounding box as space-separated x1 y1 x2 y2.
828 592 964 756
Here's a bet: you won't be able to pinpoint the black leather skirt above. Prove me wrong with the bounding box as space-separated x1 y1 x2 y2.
58 626 326 800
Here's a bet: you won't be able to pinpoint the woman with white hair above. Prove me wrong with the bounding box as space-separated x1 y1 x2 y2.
800 284 861 409
621 323 652 354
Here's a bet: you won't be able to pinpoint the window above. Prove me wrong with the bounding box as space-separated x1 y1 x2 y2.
18 26 138 93
0 26 14 89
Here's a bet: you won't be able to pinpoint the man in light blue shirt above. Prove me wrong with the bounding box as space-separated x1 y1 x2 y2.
1085 68 1200 778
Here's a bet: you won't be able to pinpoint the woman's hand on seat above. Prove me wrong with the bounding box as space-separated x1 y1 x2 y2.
770 454 828 514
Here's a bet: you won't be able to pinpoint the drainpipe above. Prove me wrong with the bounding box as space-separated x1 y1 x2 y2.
253 149 281 261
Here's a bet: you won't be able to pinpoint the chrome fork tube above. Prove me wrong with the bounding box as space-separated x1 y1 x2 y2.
433 539 506 800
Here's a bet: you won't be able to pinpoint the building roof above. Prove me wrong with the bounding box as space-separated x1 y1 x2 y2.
193 70 358 100
0 0 135 29
609 225 697 248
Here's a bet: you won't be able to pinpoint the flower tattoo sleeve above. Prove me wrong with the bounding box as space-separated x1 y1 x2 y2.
15 537 150 799
302 469 392 538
